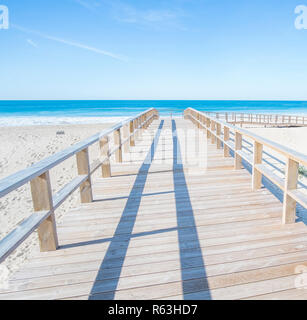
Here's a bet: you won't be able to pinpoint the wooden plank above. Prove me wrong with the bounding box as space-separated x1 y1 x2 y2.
159 274 302 300
255 164 285 190
2 252 307 300
13 231 307 282
244 288 307 300
287 189 307 210
0 211 51 263
53 175 88 210
236 150 252 165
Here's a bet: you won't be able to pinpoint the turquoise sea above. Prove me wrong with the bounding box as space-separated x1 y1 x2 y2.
0 100 307 126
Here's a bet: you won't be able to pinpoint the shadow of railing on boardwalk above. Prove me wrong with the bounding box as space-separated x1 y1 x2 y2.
88 120 164 299
68 118 211 299
172 120 212 300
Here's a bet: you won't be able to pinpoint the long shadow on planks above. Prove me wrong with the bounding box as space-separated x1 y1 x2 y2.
88 120 164 300
172 120 212 300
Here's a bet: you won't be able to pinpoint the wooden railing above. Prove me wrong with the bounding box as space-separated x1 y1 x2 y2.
184 108 307 224
0 108 159 263
204 111 307 127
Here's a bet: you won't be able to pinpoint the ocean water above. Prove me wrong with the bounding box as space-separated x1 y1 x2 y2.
0 100 307 126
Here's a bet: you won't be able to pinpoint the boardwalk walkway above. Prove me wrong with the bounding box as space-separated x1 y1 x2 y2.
1 117 307 300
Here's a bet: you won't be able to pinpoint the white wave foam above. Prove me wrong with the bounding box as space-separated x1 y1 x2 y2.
0 116 129 127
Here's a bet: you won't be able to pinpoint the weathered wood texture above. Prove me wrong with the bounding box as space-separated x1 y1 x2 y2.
1 118 306 300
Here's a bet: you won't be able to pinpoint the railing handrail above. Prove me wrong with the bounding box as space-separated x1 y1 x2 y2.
187 107 307 166
0 108 155 199
205 111 307 120
0 108 159 263
185 107 306 226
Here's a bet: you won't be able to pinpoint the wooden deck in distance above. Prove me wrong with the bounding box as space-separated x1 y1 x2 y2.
1 118 307 300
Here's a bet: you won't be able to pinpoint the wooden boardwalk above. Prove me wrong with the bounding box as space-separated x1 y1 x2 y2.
1 117 307 300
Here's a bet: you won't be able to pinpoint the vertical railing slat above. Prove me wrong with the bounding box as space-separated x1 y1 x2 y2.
234 132 242 169
252 142 263 190
100 136 111 178
30 171 58 252
76 147 93 203
114 129 123 163
282 158 299 224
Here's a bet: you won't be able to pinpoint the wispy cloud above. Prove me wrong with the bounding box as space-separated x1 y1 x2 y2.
26 39 38 48
116 2 186 30
80 0 187 30
118 8 181 23
13 24 126 61
72 0 101 12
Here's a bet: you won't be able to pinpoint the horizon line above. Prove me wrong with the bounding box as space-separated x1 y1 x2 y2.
1 99 307 102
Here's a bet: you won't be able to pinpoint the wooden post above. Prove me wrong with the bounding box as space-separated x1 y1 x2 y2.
114 128 122 163
282 158 299 224
100 136 111 177
123 124 130 153
234 132 242 169
223 127 230 157
206 119 211 139
129 120 135 146
216 123 222 149
252 142 263 190
203 115 206 131
211 121 216 144
76 148 93 203
134 119 139 141
144 114 149 129
197 113 201 129
30 171 58 252
137 117 141 137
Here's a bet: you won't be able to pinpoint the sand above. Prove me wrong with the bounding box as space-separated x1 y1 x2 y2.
0 122 306 277
246 126 307 155
0 123 114 274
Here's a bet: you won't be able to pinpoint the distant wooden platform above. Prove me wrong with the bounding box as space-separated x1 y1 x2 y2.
1 118 307 300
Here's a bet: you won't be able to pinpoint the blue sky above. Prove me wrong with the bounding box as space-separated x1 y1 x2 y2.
0 0 307 100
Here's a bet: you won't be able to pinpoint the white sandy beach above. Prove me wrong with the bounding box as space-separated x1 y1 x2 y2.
0 122 306 276
247 126 307 155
